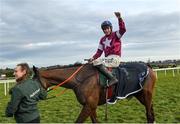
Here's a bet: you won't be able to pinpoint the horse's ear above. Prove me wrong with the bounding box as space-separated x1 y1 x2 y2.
33 65 37 73
32 65 39 79
32 65 38 76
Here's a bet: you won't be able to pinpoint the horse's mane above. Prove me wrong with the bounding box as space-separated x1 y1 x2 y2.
41 62 83 70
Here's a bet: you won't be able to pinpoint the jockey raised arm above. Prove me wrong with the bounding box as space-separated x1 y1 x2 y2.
89 12 126 88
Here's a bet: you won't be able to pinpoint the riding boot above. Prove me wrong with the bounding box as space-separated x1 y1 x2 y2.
95 64 118 87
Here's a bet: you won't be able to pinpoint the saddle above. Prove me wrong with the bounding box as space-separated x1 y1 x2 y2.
99 62 149 100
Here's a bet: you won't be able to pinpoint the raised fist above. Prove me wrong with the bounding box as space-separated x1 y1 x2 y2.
114 12 121 19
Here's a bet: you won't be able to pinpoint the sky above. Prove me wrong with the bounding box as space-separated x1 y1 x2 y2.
0 0 180 68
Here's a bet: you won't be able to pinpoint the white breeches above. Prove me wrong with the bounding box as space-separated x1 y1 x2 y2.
92 55 121 67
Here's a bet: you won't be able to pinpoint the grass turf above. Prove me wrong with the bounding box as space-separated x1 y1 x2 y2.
0 70 180 123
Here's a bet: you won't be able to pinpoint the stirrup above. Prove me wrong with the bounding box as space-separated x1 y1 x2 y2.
107 97 117 104
107 79 118 87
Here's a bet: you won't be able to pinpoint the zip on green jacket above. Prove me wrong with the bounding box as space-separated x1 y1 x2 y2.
5 79 47 123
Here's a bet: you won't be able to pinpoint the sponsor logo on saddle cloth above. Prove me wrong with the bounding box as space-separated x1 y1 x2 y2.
93 55 121 67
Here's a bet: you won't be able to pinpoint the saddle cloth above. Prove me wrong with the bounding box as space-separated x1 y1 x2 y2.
100 62 149 100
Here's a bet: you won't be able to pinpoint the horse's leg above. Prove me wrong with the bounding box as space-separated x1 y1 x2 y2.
90 108 99 123
75 77 100 123
143 68 156 123
86 77 100 123
135 91 154 123
150 103 155 122
75 104 92 123
144 91 155 123
75 103 99 123
89 89 99 123
135 77 155 123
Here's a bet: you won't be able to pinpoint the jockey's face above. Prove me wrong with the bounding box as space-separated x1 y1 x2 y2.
102 26 112 36
14 66 27 82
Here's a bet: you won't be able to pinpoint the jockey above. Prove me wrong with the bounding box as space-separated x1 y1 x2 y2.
89 12 126 87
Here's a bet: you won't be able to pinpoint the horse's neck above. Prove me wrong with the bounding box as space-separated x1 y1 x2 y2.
41 67 80 89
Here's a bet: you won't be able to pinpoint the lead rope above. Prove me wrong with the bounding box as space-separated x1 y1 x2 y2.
46 65 84 100
47 65 84 92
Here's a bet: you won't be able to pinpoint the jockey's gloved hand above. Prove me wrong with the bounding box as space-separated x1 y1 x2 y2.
88 58 94 63
114 12 121 19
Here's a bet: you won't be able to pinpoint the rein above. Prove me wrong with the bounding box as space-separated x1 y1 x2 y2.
47 65 84 92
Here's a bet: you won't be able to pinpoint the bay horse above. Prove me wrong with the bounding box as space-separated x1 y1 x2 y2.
32 63 156 123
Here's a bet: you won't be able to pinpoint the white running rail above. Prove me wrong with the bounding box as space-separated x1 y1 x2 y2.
0 79 15 96
153 67 180 78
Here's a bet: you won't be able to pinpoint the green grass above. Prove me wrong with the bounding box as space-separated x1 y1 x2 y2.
0 70 180 123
